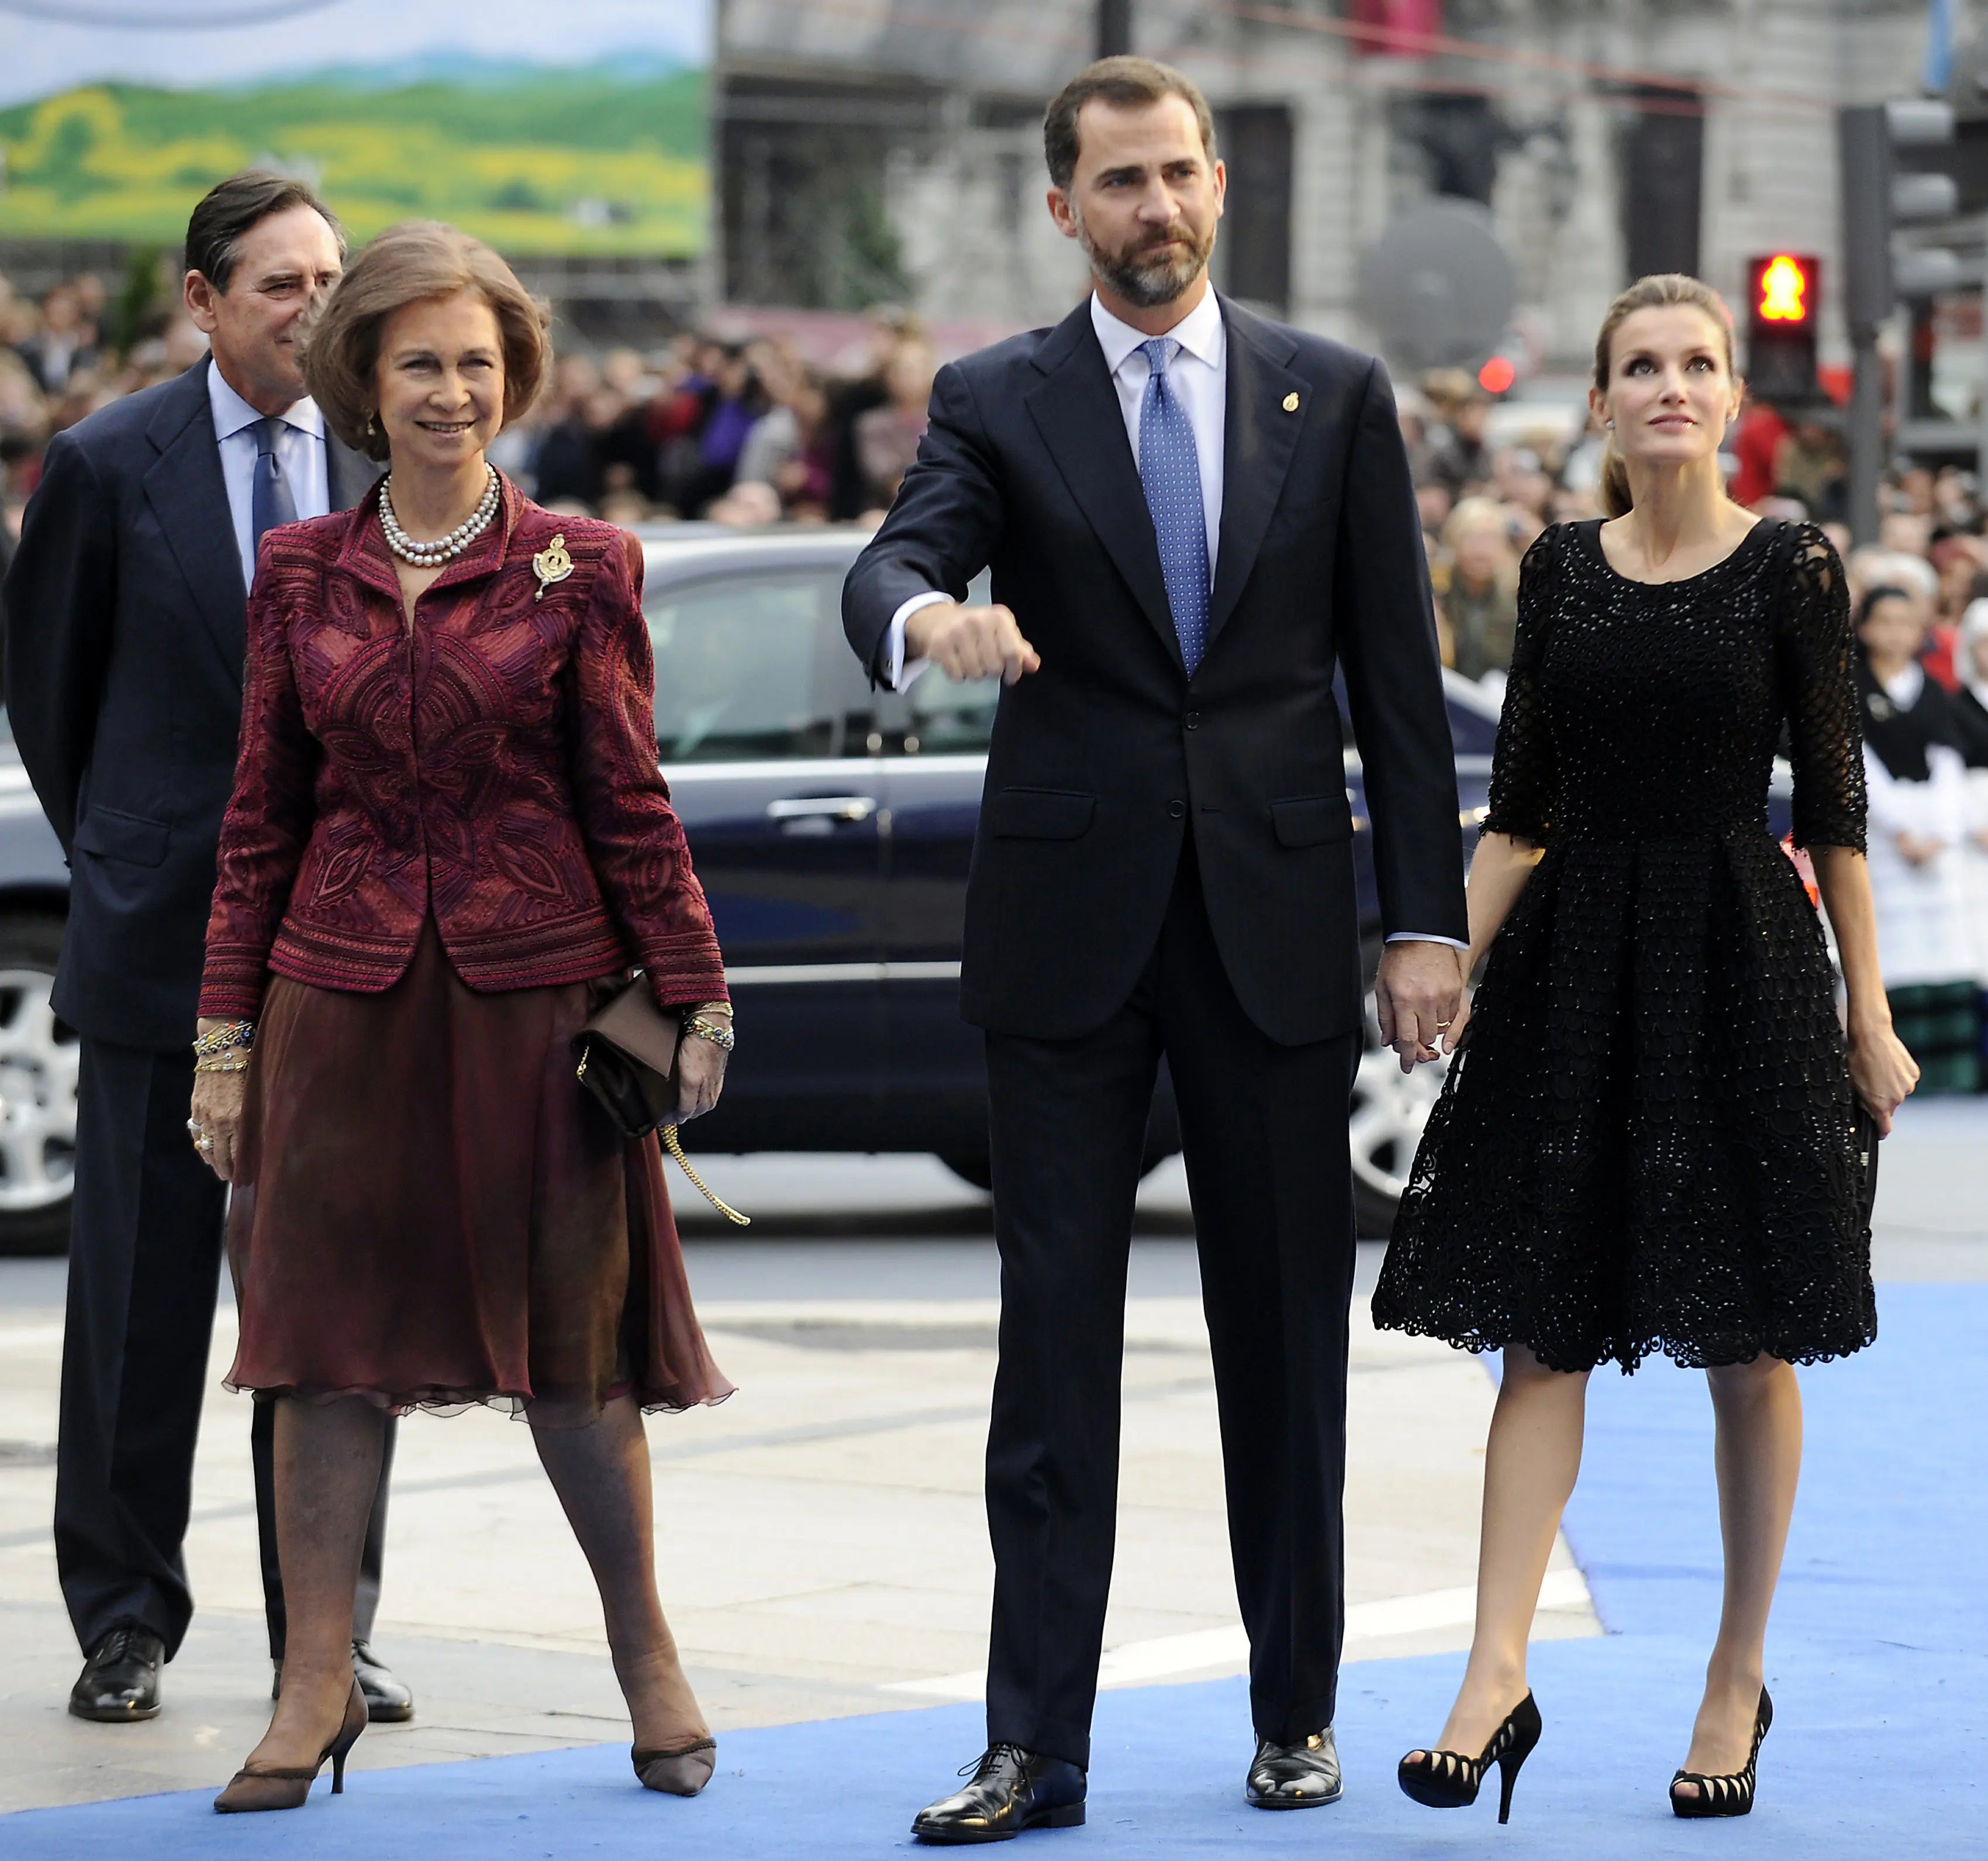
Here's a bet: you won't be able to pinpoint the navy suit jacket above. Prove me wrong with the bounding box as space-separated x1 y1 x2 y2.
3 358 379 1049
843 294 1467 1046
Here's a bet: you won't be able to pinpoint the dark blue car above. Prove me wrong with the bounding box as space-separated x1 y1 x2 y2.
0 524 1794 1252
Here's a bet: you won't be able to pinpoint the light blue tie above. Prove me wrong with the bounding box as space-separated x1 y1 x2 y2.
251 415 298 557
1137 337 1210 674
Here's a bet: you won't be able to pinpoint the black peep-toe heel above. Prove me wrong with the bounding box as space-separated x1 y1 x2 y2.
1396 1691 1541 1825
1671 1688 1771 1818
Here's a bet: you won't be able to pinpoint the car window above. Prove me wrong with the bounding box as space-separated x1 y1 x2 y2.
645 568 861 761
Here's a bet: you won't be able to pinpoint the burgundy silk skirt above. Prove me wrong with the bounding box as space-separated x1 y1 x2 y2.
225 919 732 1419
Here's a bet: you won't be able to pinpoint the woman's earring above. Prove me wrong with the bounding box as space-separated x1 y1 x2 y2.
1606 419 1615 429
365 409 380 441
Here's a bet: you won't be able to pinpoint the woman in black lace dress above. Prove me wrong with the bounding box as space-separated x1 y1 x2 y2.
1373 275 1920 1823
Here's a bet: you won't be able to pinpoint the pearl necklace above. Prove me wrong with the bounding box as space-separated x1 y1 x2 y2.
379 465 501 567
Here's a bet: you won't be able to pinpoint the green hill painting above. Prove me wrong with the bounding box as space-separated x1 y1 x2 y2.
0 61 707 255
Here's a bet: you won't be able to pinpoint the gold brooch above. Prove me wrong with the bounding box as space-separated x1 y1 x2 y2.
532 533 574 601
1282 391 1300 412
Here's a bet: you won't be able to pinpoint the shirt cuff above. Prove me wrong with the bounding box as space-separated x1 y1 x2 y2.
883 591 950 691
1385 933 1469 952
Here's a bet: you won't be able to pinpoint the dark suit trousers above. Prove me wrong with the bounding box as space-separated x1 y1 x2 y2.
982 845 1360 1769
56 1036 392 1660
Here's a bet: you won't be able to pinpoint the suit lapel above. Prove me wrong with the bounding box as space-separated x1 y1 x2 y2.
1207 297 1306 649
142 359 250 685
1024 304 1182 673
329 433 383 512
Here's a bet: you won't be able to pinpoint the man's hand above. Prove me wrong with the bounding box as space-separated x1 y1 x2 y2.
905 601 1041 685
1374 940 1465 1074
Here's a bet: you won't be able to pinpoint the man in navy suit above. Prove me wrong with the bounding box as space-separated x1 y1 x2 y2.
4 173 409 1727
844 60 1469 1838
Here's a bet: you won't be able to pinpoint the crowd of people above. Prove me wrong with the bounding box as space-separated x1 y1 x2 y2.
0 257 1980 1091
0 265 940 536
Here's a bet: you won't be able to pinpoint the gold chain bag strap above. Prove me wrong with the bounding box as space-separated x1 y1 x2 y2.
573 978 750 1226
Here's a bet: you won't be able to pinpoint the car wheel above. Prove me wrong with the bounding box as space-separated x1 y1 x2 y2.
1349 938 1452 1239
0 915 77 1256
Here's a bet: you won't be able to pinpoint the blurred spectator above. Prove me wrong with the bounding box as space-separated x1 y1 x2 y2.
15 282 99 394
826 306 922 519
1954 602 1988 1085
1432 497 1519 683
1728 395 1788 508
1772 406 1847 524
706 479 782 528
852 336 935 513
1423 375 1492 498
735 337 834 520
1855 583 1980 1093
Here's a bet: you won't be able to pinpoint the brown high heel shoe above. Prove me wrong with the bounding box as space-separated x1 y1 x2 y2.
215 1676 367 1813
631 1736 717 1797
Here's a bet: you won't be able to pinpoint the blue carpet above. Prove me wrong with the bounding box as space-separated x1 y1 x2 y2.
6 1286 1982 1857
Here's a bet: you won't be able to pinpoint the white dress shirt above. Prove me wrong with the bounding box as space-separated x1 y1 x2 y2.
878 290 1464 955
882 290 1226 691
208 360 332 591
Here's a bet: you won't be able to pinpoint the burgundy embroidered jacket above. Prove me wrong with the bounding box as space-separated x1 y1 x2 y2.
199 478 727 1018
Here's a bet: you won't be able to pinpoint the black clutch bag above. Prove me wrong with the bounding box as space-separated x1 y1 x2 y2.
574 978 748 1225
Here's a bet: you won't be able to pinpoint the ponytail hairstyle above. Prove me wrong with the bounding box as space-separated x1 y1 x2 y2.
1592 273 1737 519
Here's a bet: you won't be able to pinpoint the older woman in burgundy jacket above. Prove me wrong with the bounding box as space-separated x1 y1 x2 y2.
189 222 732 1815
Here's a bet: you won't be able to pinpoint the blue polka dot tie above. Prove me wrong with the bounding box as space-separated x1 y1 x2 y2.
1137 337 1210 675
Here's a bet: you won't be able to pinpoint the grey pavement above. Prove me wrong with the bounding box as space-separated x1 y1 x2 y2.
0 1104 1980 1815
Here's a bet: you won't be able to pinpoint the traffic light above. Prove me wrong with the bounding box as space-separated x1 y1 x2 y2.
1744 253 1820 401
1838 99 1961 544
1839 100 1961 335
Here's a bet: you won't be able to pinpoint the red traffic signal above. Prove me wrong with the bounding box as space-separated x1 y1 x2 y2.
1749 253 1817 328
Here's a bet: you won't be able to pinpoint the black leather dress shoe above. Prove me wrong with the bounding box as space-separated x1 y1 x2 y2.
273 1641 416 1724
912 1743 1086 1843
351 1641 415 1722
69 1626 164 1722
1246 1727 1344 1809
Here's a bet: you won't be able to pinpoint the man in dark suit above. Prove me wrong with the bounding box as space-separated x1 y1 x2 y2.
844 60 1469 1838
4 173 410 1726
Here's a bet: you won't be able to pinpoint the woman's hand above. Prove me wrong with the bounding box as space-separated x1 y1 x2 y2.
188 1067 248 1181
1847 1019 1920 1135
674 1008 731 1124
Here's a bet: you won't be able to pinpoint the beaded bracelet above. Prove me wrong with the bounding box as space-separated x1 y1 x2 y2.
684 1014 736 1052
193 1020 256 1057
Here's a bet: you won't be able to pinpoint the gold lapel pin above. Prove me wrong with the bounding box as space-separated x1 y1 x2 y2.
532 533 574 601
1282 391 1300 413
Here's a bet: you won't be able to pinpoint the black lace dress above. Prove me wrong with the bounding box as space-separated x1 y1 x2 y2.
1372 519 1875 1373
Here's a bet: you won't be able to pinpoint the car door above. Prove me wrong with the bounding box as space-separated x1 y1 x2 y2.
643 551 885 1146
874 615 1179 1169
872 649 999 1157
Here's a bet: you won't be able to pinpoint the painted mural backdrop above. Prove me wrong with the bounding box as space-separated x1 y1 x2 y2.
0 1 711 254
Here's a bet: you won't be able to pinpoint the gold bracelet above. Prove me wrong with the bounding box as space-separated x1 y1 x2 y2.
194 1056 250 1074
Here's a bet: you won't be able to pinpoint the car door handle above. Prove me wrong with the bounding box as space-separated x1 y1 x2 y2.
766 795 878 824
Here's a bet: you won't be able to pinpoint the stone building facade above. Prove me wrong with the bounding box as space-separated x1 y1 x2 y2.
716 0 1947 373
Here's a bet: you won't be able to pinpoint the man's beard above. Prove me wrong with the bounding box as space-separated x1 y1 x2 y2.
1075 211 1214 309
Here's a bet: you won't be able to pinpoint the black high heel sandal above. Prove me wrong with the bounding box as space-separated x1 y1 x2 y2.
1397 1691 1542 1825
1671 1688 1771 1819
